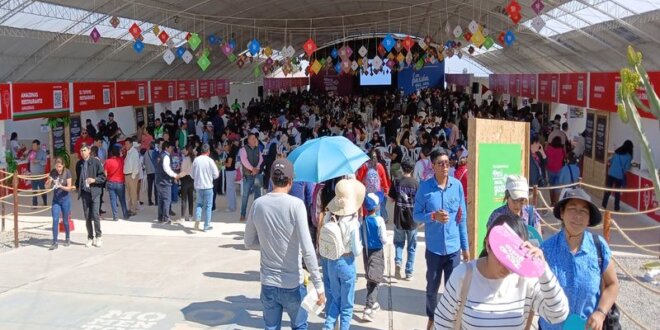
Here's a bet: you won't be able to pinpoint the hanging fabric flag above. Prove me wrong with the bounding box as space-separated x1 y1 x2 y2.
395 39 403 52
133 39 144 54
532 0 545 15
506 0 521 14
471 29 485 47
163 49 175 65
303 38 317 57
498 31 506 44
382 34 395 52
463 32 473 42
222 43 233 56
334 62 342 74
405 52 413 65
342 60 351 74
351 61 359 72
509 11 522 24
504 30 516 46
396 52 405 63
372 56 383 71
264 46 273 57
310 60 322 74
228 53 237 63
377 44 386 57
188 33 202 51
453 25 463 39
208 34 218 45
339 45 353 60
253 65 261 78
158 31 169 44
90 28 100 43
176 46 186 58
198 55 211 71
483 36 495 49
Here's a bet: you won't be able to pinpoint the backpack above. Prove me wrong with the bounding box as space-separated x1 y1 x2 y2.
421 159 434 181
318 213 350 260
363 165 382 194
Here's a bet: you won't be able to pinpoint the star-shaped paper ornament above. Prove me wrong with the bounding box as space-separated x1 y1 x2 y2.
531 16 546 33
133 39 144 53
188 33 201 51
182 50 193 64
303 38 317 57
532 0 545 15
163 48 175 65
197 55 211 71
504 30 516 46
248 38 261 56
382 34 396 52
453 25 463 39
402 36 414 52
158 30 169 44
90 28 100 43
129 23 142 40
110 16 120 28
358 46 368 58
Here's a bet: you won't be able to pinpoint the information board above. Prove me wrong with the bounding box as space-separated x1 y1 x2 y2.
585 112 594 158
595 115 607 163
69 115 82 154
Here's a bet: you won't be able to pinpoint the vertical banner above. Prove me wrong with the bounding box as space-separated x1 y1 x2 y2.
51 119 66 152
135 107 145 126
396 62 445 96
508 74 521 97
584 112 595 158
310 70 356 96
146 105 155 129
177 80 198 100
559 72 588 107
198 80 211 98
537 73 559 103
594 114 608 163
69 115 82 154
0 83 11 120
520 74 537 99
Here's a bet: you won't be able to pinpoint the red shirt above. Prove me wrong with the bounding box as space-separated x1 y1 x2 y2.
545 145 566 173
104 157 125 183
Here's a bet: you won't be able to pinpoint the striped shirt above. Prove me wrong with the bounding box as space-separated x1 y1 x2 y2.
434 260 569 330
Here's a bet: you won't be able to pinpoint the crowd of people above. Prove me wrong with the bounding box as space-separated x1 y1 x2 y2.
16 86 621 330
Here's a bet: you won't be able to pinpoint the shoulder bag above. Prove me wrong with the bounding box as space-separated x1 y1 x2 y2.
592 233 622 330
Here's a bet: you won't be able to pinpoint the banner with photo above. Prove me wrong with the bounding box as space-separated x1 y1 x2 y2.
397 62 445 96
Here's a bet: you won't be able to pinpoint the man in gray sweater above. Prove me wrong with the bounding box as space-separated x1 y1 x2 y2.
245 159 325 329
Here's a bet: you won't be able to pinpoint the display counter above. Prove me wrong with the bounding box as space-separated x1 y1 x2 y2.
621 167 659 222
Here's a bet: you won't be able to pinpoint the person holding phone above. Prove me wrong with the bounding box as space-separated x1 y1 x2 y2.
46 157 75 250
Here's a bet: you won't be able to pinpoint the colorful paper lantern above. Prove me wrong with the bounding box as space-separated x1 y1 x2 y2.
303 38 317 57
90 27 100 43
133 39 144 54
129 23 142 40
382 34 395 52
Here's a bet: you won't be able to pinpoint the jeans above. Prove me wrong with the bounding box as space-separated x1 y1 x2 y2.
260 284 308 330
180 177 194 220
195 188 213 229
51 196 71 243
394 228 417 276
602 175 624 211
81 191 101 239
320 257 334 315
425 250 460 319
225 170 237 211
324 254 356 330
147 173 156 203
31 179 47 206
106 182 129 220
380 193 389 222
157 183 172 222
240 174 263 217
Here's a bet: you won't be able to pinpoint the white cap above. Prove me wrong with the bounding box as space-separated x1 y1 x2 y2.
505 175 529 200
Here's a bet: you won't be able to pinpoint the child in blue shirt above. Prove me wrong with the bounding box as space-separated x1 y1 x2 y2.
361 193 388 322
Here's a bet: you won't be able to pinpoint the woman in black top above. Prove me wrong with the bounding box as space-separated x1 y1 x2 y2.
223 140 240 212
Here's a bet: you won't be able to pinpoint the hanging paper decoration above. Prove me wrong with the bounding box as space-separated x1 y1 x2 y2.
222 43 233 56
386 59 396 69
334 62 342 74
330 47 339 59
463 32 473 42
319 58 326 66
90 27 100 43
395 40 403 52
468 46 475 55
509 11 522 24
396 52 405 63
129 23 142 40
229 38 237 50
445 22 452 37
468 20 479 34
325 56 333 66
166 39 174 48
437 51 444 62
372 56 383 71
445 40 456 49
532 0 545 15
506 0 522 15
176 46 186 58
185 32 192 41
228 53 237 63
253 65 261 78
303 38 317 57
133 39 144 54
110 16 120 28
453 25 463 39
153 25 160 36
237 57 245 68
424 35 433 46
405 52 413 65
339 45 353 60
264 47 273 57
188 33 201 51
158 30 169 44
377 44 386 57
456 51 463 59
282 62 292 76
356 46 366 58
382 34 395 52
471 29 485 47
483 36 495 49
531 16 546 32
418 39 428 50
163 49 175 65
341 60 351 74
351 61 359 72
208 34 218 45
197 55 211 71
504 30 516 46
286 45 296 58
247 38 260 56
310 60 322 74
182 50 193 64
498 31 506 44
446 48 455 58
402 36 414 52
415 58 424 70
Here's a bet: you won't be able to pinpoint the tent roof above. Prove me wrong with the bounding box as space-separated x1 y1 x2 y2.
0 0 658 83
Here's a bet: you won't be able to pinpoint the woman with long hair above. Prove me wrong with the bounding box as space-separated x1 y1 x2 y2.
601 140 633 211
46 157 75 250
223 138 240 212
179 144 195 222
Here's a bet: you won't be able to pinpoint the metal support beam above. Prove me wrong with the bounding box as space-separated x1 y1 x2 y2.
0 0 34 25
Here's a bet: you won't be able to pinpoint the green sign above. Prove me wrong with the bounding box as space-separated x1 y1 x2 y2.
476 143 523 253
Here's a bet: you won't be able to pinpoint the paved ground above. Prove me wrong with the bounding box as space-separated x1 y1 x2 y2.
0 188 657 329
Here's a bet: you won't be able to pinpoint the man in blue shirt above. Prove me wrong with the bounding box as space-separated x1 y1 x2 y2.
413 149 469 330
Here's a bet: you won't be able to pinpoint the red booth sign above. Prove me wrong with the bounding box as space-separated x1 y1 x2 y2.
177 80 198 100
11 82 70 119
537 73 559 103
508 74 521 97
150 80 177 103
521 74 537 99
0 84 10 120
559 73 588 107
73 82 116 112
209 80 217 97
116 81 148 107
216 79 230 96
445 74 471 87
589 71 658 119
489 74 509 95
198 80 212 98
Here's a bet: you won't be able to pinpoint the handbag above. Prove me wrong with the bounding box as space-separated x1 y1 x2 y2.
592 233 622 330
58 214 75 233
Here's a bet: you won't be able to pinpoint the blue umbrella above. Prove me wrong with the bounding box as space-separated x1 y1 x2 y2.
287 136 369 183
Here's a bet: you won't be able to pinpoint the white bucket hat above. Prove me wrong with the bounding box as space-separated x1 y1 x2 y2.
327 179 366 216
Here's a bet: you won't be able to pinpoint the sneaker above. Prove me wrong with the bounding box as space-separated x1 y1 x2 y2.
113 217 118 222
169 210 176 216
194 221 200 230
86 239 93 248
395 265 402 279
128 211 137 217
405 274 413 281
49 243 58 250
362 308 373 322
100 209 106 214
64 240 70 247
139 201 144 205
371 302 381 312
204 226 213 232
95 237 103 248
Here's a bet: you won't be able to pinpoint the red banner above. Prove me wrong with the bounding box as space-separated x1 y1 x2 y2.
263 77 309 92
488 74 508 94
116 81 148 107
209 80 217 97
640 175 660 222
177 80 198 100
589 72 618 112
537 73 559 103
216 79 230 96
0 84 10 120
508 74 521 97
198 80 212 98
11 82 70 119
559 72 588 107
636 71 659 119
445 74 471 87
72 82 116 112
150 80 177 103
520 74 537 99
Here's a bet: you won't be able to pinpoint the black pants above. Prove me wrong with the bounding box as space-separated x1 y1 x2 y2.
212 177 221 210
602 175 624 211
81 191 101 239
147 173 156 204
157 183 172 222
180 177 194 220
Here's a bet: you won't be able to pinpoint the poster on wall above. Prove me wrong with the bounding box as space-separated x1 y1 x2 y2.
569 107 584 118
0 84 11 120
595 115 607 163
135 107 145 126
11 82 70 120
397 62 445 96
309 70 355 96
585 112 594 158
476 143 523 253
51 119 65 152
146 105 155 129
69 115 82 154
537 73 559 103
559 73 588 107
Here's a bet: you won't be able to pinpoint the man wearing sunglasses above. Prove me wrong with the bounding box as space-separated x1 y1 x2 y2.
74 128 94 160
